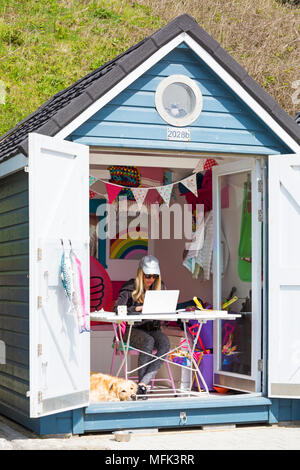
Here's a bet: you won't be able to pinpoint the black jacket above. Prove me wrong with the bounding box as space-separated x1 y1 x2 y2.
113 278 166 331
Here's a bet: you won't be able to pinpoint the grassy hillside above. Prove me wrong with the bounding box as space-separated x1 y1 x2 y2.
0 0 299 137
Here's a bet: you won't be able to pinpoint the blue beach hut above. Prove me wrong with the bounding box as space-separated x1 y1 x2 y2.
0 15 299 435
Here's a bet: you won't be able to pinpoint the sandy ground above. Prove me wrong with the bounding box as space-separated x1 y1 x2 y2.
0 414 300 450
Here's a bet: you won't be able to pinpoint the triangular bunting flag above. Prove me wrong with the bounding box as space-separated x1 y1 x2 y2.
89 190 98 199
131 187 149 210
89 175 98 186
204 158 218 170
193 159 205 173
181 174 198 197
105 183 122 204
156 184 173 206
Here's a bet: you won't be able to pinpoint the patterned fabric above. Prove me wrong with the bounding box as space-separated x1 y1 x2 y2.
89 190 97 199
203 158 217 170
180 174 198 197
109 166 141 200
156 184 174 206
193 159 205 173
89 176 98 187
178 172 203 195
183 210 214 281
131 187 149 209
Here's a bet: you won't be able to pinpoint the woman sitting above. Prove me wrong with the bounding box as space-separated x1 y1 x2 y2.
114 255 170 399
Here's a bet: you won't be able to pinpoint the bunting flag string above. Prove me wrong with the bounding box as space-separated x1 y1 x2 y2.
131 187 149 210
89 176 98 187
89 158 218 205
180 173 198 197
105 183 122 204
156 184 174 207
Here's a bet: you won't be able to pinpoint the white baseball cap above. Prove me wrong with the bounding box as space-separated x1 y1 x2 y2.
139 255 160 276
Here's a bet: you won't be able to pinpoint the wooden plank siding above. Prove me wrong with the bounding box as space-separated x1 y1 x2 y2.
71 45 291 155
0 170 29 417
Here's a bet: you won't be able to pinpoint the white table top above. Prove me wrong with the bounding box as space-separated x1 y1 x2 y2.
90 310 241 323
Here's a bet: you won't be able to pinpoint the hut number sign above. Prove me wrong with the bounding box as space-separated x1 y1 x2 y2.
167 127 191 141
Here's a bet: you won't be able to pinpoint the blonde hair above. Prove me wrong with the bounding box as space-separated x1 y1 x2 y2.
132 267 162 304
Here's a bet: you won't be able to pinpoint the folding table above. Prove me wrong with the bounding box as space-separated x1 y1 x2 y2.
90 310 241 397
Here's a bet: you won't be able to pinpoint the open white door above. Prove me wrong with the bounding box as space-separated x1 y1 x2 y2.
213 158 262 392
28 133 90 417
269 154 300 398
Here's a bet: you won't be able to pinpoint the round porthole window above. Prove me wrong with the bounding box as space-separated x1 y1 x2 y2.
155 75 202 127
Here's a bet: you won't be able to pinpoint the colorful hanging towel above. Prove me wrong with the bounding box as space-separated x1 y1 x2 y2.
60 242 74 305
60 240 89 334
60 240 81 331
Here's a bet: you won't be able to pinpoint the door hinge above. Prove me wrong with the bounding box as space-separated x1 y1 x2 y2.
258 209 263 222
37 344 42 356
37 296 42 309
258 179 263 193
38 391 43 403
258 359 263 372
24 166 29 173
37 248 42 261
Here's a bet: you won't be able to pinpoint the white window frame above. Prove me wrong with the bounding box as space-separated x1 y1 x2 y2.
155 74 203 127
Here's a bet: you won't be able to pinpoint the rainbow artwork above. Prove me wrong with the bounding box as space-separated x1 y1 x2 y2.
110 227 148 260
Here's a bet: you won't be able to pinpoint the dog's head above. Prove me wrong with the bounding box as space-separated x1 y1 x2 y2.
111 379 138 401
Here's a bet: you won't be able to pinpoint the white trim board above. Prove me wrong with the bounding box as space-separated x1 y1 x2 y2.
55 32 300 154
89 152 258 170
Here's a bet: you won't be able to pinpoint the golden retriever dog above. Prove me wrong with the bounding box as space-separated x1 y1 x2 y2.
90 372 138 402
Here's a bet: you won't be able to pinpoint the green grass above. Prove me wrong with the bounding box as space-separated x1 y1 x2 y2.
0 0 163 136
0 0 299 137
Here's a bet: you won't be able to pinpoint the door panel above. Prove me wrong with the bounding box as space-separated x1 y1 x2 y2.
28 133 90 417
268 154 300 398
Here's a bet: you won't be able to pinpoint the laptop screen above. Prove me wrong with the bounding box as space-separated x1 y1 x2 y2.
142 290 180 314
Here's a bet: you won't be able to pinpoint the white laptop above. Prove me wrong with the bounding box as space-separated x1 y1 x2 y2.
142 290 180 314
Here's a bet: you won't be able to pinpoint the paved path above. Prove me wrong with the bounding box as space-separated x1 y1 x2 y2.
0 414 300 450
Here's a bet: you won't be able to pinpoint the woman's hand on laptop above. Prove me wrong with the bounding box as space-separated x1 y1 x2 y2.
135 306 143 312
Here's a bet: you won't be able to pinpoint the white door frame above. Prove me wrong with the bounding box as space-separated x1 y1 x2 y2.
213 158 262 393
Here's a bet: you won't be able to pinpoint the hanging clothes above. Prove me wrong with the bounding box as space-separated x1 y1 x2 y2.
181 170 213 213
238 175 252 282
183 210 230 281
183 210 214 281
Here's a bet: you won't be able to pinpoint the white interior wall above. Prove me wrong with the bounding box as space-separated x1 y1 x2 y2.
154 181 213 305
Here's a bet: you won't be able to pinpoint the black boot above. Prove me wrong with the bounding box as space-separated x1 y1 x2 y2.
136 384 148 400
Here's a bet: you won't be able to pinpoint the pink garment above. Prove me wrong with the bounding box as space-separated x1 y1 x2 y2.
73 253 89 332
182 170 213 212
